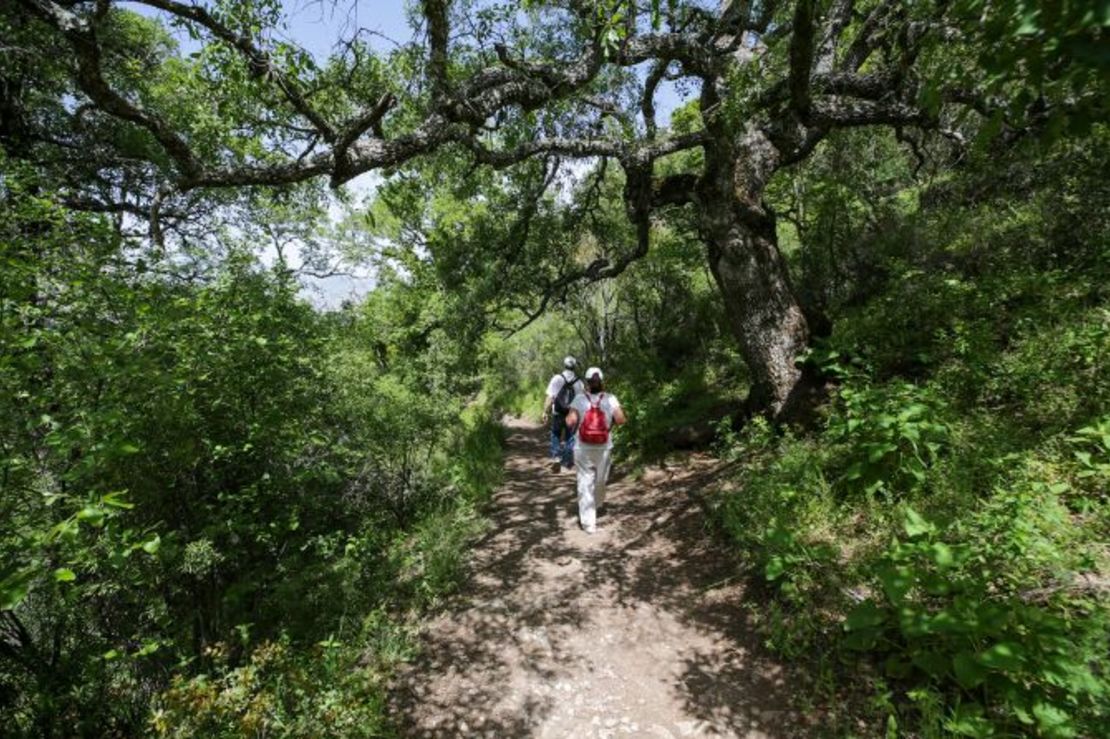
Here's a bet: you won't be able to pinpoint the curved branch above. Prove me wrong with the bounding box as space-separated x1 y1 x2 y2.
20 0 202 178
134 0 337 142
642 60 670 139
788 0 817 115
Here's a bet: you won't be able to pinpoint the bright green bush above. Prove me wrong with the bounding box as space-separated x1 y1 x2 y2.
0 176 508 735
705 134 1110 735
845 484 1107 737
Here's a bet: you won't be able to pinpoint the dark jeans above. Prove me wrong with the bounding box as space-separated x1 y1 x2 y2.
549 413 576 467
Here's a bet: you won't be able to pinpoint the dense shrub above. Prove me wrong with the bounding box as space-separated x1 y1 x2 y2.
704 136 1110 735
0 180 506 735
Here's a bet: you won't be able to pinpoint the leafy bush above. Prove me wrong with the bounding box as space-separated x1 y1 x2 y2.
845 494 1107 737
151 634 391 738
829 380 949 499
704 133 1110 736
0 177 509 734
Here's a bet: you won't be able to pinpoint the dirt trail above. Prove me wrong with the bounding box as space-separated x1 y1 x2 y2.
388 418 801 738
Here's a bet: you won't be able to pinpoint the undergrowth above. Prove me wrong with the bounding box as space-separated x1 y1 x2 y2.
148 401 504 738
707 141 1110 737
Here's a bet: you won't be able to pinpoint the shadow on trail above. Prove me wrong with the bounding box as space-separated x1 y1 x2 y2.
388 418 803 737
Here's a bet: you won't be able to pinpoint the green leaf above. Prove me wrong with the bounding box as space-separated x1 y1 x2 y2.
845 600 887 631
976 641 1025 672
1016 9 1040 36
931 542 955 567
903 507 934 538
764 556 785 581
911 650 948 678
953 651 987 689
53 568 76 583
946 702 992 737
53 519 79 542
77 506 106 526
0 567 38 610
135 640 161 657
1032 701 1075 738
102 491 134 510
141 534 161 555
879 565 914 603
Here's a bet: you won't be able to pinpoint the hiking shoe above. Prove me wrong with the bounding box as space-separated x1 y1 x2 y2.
583 525 596 534
549 460 561 473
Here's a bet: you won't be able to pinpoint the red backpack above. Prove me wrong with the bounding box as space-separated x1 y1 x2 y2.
578 394 610 445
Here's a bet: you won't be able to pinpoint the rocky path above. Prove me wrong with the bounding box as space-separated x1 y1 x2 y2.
388 418 801 738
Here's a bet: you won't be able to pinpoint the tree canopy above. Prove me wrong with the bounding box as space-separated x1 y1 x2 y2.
8 0 1105 414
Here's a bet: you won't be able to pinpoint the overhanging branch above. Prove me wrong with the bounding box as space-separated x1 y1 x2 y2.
788 0 817 116
134 0 337 142
19 0 203 178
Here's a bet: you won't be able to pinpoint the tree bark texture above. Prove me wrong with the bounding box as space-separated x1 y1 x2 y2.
699 126 813 420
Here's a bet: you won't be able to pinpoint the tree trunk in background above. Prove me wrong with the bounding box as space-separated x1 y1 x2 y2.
703 200 813 419
698 125 815 420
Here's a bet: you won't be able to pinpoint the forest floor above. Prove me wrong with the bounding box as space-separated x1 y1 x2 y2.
388 417 810 738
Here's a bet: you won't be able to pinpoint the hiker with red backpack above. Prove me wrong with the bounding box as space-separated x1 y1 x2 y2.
564 367 626 534
541 356 585 472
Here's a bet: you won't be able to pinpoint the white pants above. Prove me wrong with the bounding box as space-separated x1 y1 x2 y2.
574 444 612 530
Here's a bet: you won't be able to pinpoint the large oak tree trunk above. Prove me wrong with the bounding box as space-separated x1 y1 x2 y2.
703 201 813 419
698 124 815 420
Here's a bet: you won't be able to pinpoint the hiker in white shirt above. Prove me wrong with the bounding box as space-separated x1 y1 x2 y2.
541 356 585 472
564 367 626 533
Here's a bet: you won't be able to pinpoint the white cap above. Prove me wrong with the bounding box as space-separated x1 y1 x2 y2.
564 356 577 369
585 366 603 381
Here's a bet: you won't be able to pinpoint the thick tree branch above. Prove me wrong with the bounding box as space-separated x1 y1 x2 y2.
19 0 203 177
422 0 450 101
811 98 932 128
463 130 705 171
788 0 817 116
134 0 337 142
332 92 397 184
642 60 669 139
620 32 715 76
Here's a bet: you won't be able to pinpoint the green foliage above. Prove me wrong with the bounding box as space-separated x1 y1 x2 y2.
3 2 1108 735
1069 416 1110 484
705 129 1110 735
828 380 949 499
0 162 507 734
844 494 1107 737
948 0 1109 139
151 633 391 738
